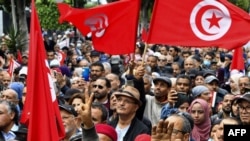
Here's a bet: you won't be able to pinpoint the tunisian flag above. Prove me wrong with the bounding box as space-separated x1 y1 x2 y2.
147 0 250 50
7 58 20 78
20 0 65 140
57 0 140 55
230 47 245 71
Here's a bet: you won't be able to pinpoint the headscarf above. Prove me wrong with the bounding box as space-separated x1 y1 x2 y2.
188 99 211 141
230 73 243 95
192 85 210 98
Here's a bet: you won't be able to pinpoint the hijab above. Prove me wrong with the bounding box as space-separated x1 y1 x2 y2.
230 73 243 95
188 98 211 141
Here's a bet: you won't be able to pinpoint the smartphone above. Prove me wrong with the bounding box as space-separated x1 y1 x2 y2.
82 67 90 81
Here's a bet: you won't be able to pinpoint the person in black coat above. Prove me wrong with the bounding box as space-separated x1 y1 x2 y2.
108 86 150 141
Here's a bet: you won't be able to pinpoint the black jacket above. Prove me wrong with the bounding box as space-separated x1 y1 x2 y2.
108 116 150 141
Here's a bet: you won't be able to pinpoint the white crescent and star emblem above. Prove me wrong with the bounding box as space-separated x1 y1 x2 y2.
84 14 109 38
190 0 231 41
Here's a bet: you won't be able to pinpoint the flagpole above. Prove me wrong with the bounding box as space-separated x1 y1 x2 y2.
141 43 148 65
10 59 14 83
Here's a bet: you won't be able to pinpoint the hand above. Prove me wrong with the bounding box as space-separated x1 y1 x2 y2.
168 90 178 106
134 64 145 80
151 119 174 141
76 85 94 129
128 60 136 75
55 72 66 88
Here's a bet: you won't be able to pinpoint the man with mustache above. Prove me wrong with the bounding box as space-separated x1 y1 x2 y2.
211 93 235 124
236 93 250 125
92 77 111 112
90 62 105 82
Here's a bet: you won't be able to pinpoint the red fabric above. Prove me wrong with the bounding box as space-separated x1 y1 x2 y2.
17 50 22 63
147 0 250 50
57 0 140 55
7 58 14 76
57 51 66 66
231 47 245 71
141 27 148 42
7 58 20 77
20 1 65 140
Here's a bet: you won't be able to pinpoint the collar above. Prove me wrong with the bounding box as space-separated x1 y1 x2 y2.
11 124 19 132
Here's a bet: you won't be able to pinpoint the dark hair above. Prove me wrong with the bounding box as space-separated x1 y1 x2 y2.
182 51 192 56
170 46 180 52
97 77 111 88
68 93 85 105
91 102 108 122
176 74 191 84
90 62 105 71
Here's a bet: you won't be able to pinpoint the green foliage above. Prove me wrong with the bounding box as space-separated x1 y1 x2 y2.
5 26 27 54
228 0 250 12
36 2 71 30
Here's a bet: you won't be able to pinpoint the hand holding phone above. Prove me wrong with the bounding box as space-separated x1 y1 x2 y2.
168 89 178 106
82 67 90 81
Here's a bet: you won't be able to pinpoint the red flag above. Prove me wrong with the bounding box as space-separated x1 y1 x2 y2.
20 0 65 140
230 47 245 71
147 0 250 50
17 50 22 63
141 27 148 42
57 0 140 55
7 58 20 77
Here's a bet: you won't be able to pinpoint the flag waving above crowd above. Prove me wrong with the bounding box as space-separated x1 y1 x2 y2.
20 0 65 140
147 0 250 50
57 0 141 55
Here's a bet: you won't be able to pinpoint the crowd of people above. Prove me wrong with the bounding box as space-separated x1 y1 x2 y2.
0 30 250 141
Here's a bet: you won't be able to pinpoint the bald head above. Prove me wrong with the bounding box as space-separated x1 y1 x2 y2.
0 89 19 104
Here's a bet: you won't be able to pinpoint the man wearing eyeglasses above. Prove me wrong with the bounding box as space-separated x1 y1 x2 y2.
59 104 80 141
236 93 250 125
109 85 150 141
152 112 194 141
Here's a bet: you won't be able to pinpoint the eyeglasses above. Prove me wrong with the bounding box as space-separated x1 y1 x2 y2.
116 97 136 104
61 115 74 120
239 105 250 113
158 59 166 62
239 83 250 87
171 129 186 136
93 85 104 89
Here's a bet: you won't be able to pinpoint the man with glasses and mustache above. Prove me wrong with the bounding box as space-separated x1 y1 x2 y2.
151 112 194 141
236 93 250 125
109 85 150 141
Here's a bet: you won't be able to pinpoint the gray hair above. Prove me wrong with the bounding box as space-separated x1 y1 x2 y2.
102 62 111 72
143 74 153 84
172 112 193 133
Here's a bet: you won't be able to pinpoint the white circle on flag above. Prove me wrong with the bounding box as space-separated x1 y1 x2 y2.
190 0 231 41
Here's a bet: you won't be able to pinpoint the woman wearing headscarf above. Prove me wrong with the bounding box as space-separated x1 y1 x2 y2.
229 73 243 95
188 98 211 141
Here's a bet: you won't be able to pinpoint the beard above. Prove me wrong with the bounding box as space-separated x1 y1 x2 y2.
94 92 107 100
222 107 231 114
